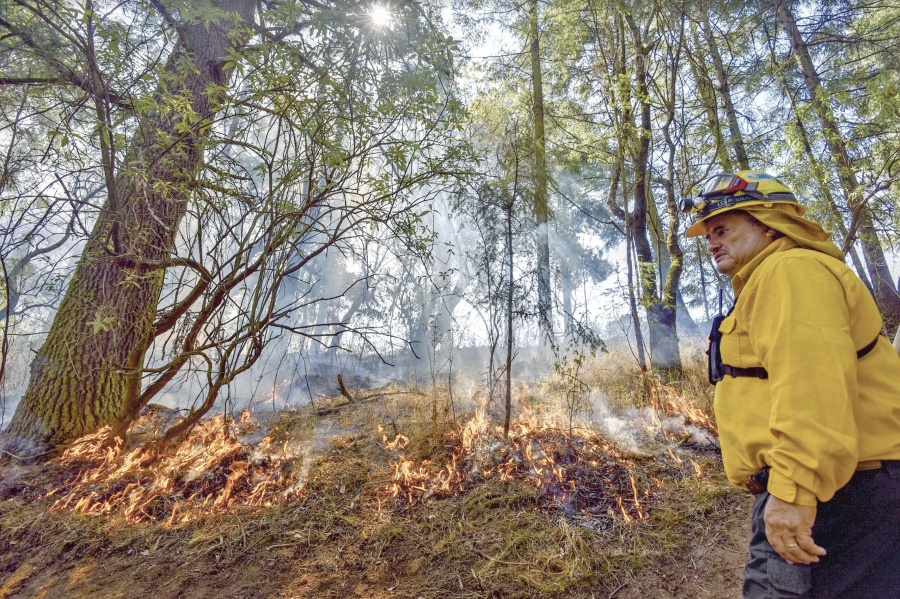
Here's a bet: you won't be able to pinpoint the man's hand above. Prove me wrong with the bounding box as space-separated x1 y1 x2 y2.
764 495 827 564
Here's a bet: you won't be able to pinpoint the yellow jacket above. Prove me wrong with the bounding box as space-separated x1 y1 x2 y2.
716 236 900 506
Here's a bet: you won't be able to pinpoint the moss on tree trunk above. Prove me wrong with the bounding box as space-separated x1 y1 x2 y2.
1 0 255 457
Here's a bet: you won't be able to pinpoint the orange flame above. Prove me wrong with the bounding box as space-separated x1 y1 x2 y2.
629 474 647 521
46 413 305 526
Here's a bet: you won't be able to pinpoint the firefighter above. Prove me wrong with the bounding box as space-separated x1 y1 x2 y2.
683 170 900 598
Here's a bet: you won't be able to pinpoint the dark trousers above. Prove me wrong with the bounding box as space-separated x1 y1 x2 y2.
743 460 900 598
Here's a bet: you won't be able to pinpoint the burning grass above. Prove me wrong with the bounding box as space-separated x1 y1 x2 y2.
25 360 718 534
43 412 305 526
382 405 720 534
0 362 748 598
587 342 716 428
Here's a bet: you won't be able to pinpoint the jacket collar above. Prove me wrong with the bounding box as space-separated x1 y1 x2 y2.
731 236 799 296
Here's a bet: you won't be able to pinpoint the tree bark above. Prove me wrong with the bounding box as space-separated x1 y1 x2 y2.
623 13 680 373
762 21 872 291
660 18 691 351
602 14 648 371
2 0 256 456
785 108 872 291
529 0 553 346
775 0 900 335
625 221 648 371
687 30 732 172
700 12 749 170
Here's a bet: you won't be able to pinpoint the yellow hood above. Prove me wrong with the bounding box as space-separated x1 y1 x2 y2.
687 201 844 262
742 205 844 262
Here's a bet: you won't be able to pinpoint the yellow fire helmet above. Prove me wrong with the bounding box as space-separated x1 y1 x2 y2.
682 170 805 237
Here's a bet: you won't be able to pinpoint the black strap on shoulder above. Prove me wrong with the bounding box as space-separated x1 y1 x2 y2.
722 335 882 380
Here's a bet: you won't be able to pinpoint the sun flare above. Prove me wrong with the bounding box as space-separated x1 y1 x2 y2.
370 4 391 28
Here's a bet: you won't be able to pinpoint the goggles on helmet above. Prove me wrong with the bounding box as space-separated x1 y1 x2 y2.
679 192 756 219
701 173 748 197
679 171 797 220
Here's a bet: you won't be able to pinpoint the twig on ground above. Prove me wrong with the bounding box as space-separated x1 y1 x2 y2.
609 581 629 598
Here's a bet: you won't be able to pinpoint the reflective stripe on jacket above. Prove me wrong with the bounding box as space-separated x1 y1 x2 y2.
715 237 900 506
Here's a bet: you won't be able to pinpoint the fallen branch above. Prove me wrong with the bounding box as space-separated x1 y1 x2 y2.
337 374 355 403
313 391 412 417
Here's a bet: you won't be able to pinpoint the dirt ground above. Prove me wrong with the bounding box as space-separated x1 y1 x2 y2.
0 404 752 599
615 501 749 599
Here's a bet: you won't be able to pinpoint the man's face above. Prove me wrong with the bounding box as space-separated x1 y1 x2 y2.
704 211 775 277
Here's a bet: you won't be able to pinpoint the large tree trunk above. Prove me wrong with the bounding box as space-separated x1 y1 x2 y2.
2 1 256 456
647 186 695 337
623 14 680 373
606 162 647 369
626 231 648 371
529 0 553 346
775 0 900 335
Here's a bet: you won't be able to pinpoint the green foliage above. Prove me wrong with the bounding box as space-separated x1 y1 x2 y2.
3 0 900 447
0 0 474 451
552 349 592 435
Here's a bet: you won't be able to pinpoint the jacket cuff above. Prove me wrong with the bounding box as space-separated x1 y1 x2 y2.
766 470 818 506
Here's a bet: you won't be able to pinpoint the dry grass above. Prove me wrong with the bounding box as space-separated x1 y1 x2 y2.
0 349 744 598
580 342 717 432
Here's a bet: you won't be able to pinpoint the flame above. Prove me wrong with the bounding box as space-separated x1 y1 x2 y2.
616 496 632 522
44 390 712 528
381 407 656 531
650 377 718 436
46 413 305 526
629 474 647 521
461 408 491 451
267 379 292 408
384 433 409 451
666 446 683 466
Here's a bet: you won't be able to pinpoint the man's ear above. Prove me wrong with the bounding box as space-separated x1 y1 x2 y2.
765 228 778 238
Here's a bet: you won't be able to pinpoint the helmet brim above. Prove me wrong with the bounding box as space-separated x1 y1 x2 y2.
685 200 807 237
